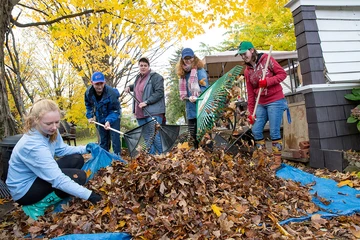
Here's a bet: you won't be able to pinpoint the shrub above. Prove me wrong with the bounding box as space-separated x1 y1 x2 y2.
345 88 360 131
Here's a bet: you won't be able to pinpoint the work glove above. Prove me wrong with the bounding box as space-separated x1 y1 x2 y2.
88 191 102 204
189 96 198 103
248 115 256 125
259 79 267 88
86 143 98 153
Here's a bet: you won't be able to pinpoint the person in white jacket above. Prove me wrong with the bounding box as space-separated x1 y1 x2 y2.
6 99 101 220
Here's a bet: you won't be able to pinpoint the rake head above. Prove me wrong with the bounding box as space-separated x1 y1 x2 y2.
196 65 243 142
0 179 11 199
123 120 191 158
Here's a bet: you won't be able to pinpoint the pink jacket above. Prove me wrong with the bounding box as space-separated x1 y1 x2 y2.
245 53 287 115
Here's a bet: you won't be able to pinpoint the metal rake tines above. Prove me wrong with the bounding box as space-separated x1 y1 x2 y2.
0 180 11 199
131 121 160 157
144 123 160 154
196 65 243 142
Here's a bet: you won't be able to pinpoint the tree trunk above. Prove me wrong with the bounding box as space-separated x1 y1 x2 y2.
0 0 17 139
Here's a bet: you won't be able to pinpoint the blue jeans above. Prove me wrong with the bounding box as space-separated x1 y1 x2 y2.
96 118 121 155
252 98 289 141
137 116 163 155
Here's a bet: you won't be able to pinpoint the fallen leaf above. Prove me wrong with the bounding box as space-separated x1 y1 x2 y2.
178 142 190 149
160 181 167 194
311 214 327 225
85 169 92 178
349 225 360 238
337 180 354 188
211 204 223 217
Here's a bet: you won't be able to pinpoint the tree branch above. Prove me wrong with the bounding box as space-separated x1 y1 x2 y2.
11 9 107 28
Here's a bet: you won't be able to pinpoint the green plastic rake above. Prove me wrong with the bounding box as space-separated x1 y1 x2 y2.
196 65 243 142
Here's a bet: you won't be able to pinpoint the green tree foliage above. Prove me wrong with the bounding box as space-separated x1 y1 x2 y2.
166 48 186 124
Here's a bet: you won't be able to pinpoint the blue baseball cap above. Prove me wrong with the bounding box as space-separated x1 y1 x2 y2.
181 48 195 59
91 72 105 83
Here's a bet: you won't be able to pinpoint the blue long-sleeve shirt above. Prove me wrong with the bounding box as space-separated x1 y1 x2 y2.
6 129 92 201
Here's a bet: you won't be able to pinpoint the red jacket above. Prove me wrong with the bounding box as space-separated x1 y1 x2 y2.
245 53 287 115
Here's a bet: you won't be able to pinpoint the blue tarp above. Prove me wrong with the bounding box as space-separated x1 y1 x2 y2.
82 143 127 180
52 233 131 240
276 164 360 225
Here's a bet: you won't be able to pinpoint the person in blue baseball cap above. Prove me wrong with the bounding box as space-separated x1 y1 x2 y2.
176 48 209 149
85 72 122 156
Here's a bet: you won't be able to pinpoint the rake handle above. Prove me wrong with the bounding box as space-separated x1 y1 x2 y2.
252 45 273 119
92 121 125 135
127 92 159 124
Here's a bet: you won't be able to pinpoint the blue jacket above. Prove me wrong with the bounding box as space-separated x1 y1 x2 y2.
85 85 121 124
129 71 165 117
185 68 209 119
6 129 91 201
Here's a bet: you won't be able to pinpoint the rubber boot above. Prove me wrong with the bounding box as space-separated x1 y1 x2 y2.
271 139 283 170
254 139 267 168
22 191 62 220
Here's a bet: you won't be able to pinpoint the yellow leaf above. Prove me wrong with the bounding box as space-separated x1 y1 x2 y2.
211 204 223 217
268 214 292 237
85 169 92 178
178 142 190 149
337 180 354 188
99 187 107 194
199 78 206 86
102 205 111 216
118 220 126 228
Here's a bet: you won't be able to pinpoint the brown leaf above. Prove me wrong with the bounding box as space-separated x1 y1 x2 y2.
311 214 328 225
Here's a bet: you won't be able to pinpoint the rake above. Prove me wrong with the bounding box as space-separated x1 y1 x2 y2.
126 92 191 155
196 65 243 142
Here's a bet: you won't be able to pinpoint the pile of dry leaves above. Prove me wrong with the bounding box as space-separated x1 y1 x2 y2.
1 146 360 239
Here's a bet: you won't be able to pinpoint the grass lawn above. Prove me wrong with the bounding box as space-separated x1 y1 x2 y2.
75 136 98 146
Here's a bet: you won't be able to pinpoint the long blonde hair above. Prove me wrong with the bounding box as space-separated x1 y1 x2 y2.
24 99 61 142
175 55 205 78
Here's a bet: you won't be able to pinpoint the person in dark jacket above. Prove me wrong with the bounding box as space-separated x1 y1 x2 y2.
236 41 290 170
85 72 122 155
125 57 165 154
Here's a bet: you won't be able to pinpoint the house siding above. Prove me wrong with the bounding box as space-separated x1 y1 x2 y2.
286 1 360 171
316 7 360 83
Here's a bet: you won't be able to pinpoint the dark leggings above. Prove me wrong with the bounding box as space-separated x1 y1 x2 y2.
188 118 198 149
17 154 87 206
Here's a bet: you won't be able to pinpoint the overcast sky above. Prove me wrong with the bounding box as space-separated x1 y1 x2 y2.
152 26 227 73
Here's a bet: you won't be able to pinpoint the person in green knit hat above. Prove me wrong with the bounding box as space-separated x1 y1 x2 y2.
6 99 101 220
236 41 291 170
